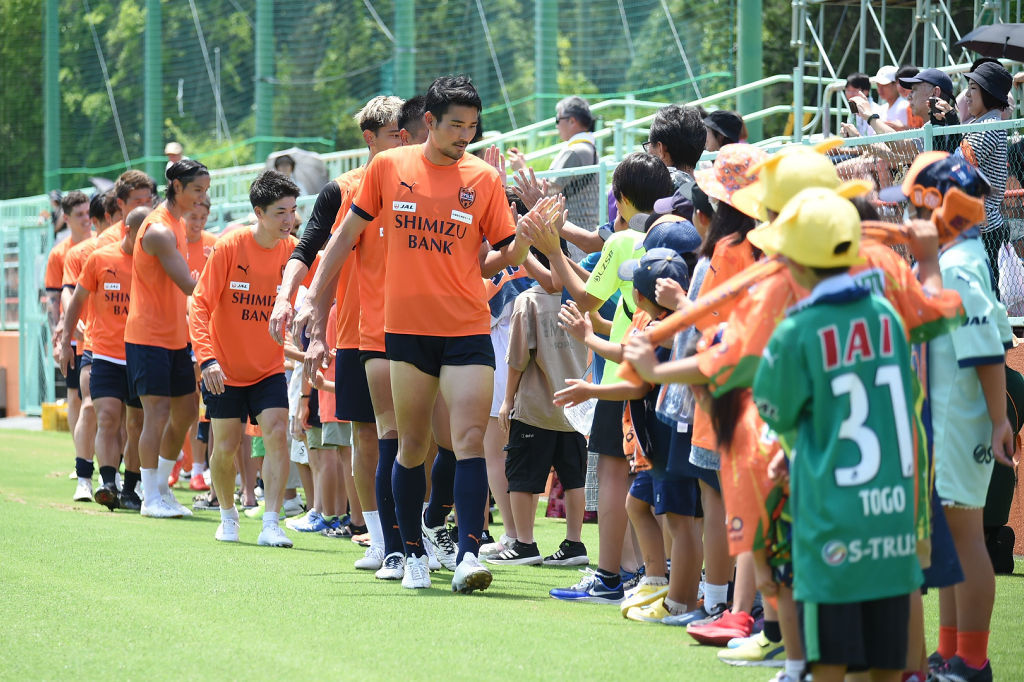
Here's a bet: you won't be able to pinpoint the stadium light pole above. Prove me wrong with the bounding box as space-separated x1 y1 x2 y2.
736 0 764 142
144 0 162 181
44 0 59 192
394 0 415 98
255 0 274 161
534 0 558 125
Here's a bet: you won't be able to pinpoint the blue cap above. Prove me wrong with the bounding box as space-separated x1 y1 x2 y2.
898 68 954 98
642 217 702 256
617 247 691 303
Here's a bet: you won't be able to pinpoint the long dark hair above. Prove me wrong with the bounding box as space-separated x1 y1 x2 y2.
165 159 209 202
697 201 757 260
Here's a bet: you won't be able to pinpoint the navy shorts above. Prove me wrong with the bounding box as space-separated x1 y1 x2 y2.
631 470 703 517
923 486 965 589
80 350 93 369
504 419 587 494
196 421 210 443
201 372 288 423
668 429 720 492
65 351 83 391
385 332 494 377
89 358 142 408
588 399 626 458
358 349 388 365
335 348 375 423
629 470 655 505
125 343 196 400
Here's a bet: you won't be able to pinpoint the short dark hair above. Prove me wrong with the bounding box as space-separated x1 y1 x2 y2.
60 190 89 214
648 105 706 171
399 95 427 133
165 160 209 201
273 154 295 171
249 170 300 211
611 152 674 213
978 86 1009 112
102 189 119 218
115 169 157 202
425 75 482 122
846 72 871 92
89 193 107 221
895 65 919 83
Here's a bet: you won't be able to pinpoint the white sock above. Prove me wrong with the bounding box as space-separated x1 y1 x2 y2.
364 510 383 548
220 507 239 522
664 597 687 615
640 575 669 587
176 450 184 462
785 659 805 679
704 583 728 610
141 468 160 504
77 476 91 486
191 463 203 478
263 511 280 528
156 457 176 495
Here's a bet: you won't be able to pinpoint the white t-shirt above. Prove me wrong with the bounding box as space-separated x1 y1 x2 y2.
879 96 909 127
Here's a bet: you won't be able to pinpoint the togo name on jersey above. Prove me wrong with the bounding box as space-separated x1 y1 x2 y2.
392 201 473 255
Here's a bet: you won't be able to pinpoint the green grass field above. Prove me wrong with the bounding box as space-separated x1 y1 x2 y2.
2 428 1022 681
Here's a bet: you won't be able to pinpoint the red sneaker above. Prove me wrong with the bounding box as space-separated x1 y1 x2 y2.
168 459 183 488
686 609 753 646
189 472 209 491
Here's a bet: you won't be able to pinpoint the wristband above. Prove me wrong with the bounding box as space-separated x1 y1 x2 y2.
867 113 880 123
200 359 218 370
300 394 310 399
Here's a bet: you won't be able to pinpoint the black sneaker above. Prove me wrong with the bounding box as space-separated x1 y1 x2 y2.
486 540 542 565
928 651 946 677
933 655 992 682
479 529 495 546
94 482 120 511
118 490 142 512
192 492 220 511
543 539 589 566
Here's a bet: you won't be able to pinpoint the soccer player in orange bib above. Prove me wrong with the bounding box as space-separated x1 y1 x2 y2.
59 206 150 511
190 171 301 547
298 76 541 592
125 160 210 519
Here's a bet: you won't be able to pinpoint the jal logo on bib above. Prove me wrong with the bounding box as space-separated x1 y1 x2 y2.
393 201 416 213
230 281 250 291
458 186 475 209
103 282 120 291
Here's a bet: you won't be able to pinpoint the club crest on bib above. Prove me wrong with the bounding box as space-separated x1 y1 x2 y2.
458 186 476 209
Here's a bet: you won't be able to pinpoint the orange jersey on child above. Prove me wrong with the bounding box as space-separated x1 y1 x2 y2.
186 231 217 281
350 144 516 337
189 227 297 386
125 203 190 349
77 242 134 362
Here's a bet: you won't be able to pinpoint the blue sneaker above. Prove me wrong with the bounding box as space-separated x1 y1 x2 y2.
290 510 328 533
661 601 726 627
549 568 624 603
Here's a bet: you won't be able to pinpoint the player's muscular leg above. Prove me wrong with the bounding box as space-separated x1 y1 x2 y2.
209 418 244 511
439 364 493 460
93 397 123 469
124 406 143 473
74 366 97 468
432 395 453 451
138 395 171 469
256 407 289 515
161 393 198 463
365 358 397 439
352 421 379 512
391 361 439 468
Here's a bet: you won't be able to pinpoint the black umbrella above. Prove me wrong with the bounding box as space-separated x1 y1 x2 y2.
955 23 1024 62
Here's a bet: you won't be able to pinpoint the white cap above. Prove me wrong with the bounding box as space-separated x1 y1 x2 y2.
875 66 898 86
164 141 183 155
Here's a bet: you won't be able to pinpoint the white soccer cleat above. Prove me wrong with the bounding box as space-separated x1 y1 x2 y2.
423 537 442 571
140 497 185 518
257 524 293 548
452 552 492 594
354 545 385 570
421 514 457 571
479 533 514 559
73 478 93 502
215 518 240 542
402 555 432 589
162 492 193 517
374 552 405 580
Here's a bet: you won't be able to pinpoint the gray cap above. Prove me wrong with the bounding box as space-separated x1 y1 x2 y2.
556 96 594 129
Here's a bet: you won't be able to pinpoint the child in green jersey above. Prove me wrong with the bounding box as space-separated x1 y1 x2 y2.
751 188 923 682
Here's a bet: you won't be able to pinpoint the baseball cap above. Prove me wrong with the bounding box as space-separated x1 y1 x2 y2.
164 141 183 155
617 247 691 302
694 144 767 206
964 61 1012 107
731 139 872 221
703 110 744 144
652 181 695 220
665 178 715 219
747 188 865 268
642 215 702 256
898 68 954 98
875 65 898 85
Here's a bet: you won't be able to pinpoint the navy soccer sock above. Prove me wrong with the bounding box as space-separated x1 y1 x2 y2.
75 457 94 479
453 456 488 563
375 438 403 556
423 446 456 528
392 460 426 557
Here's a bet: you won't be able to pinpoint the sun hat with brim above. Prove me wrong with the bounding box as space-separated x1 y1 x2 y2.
731 139 871 222
964 61 1012 108
694 144 767 206
747 188 866 268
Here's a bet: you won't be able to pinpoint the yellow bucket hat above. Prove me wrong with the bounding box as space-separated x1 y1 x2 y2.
732 138 872 221
747 187 866 268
